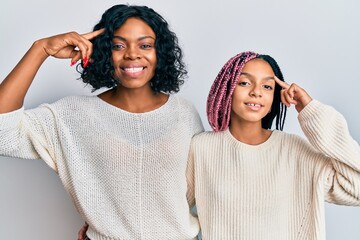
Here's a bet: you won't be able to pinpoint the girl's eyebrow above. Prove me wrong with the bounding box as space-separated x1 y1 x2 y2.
112 35 156 41
240 72 275 81
264 76 275 81
240 72 252 77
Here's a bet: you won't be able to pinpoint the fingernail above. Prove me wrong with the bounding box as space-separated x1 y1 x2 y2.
70 60 76 67
83 57 89 68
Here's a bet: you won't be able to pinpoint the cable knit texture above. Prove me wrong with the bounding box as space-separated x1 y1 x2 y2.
0 95 204 240
187 100 360 240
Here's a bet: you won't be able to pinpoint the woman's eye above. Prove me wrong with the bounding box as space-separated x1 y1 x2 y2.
112 44 125 50
140 44 153 49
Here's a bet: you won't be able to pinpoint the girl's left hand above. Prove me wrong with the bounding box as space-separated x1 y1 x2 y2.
274 76 312 113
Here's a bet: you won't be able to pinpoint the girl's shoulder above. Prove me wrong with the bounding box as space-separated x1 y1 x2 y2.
192 130 226 143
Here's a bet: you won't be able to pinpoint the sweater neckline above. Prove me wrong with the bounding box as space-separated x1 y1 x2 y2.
94 94 174 116
224 128 280 150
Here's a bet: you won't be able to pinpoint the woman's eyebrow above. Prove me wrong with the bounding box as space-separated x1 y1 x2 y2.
112 35 155 41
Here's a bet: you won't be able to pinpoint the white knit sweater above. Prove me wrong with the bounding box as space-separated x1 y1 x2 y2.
0 95 204 240
187 100 360 240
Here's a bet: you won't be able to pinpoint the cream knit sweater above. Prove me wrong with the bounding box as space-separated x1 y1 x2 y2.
187 100 360 240
0 95 204 240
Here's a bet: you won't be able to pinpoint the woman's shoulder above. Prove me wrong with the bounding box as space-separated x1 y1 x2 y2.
30 95 100 117
171 95 201 119
172 95 197 110
52 95 95 104
45 95 97 109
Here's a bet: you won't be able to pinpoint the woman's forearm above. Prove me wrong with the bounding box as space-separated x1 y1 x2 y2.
0 39 49 113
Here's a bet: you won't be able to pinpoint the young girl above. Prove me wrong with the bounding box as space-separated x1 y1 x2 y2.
187 51 360 240
0 4 202 240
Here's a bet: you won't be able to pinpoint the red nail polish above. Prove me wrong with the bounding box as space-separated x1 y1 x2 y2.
83 57 89 68
70 61 76 67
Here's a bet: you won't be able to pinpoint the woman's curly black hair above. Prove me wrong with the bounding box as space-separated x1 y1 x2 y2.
79 4 187 93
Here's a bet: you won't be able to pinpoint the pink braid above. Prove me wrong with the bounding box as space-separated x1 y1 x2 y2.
207 51 259 131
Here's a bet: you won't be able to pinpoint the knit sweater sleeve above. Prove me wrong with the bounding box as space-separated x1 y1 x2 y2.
186 139 196 209
185 100 204 209
0 105 57 171
298 99 360 205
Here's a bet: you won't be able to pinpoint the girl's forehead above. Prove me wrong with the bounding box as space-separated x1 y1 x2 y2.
242 59 273 74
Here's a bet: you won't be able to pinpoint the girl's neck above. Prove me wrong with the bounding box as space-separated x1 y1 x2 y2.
98 86 168 113
229 121 272 145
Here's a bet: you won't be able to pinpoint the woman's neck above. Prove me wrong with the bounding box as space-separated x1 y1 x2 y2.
98 86 168 113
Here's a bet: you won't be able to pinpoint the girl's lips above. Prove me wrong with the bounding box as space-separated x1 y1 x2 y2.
245 102 263 111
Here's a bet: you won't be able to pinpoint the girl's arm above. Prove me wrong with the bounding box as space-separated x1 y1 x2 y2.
275 77 360 204
299 100 360 205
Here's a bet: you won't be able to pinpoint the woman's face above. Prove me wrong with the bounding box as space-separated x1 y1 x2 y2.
231 58 275 125
111 17 157 90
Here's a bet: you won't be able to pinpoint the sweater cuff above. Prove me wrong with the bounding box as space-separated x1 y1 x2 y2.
0 107 24 130
297 99 329 124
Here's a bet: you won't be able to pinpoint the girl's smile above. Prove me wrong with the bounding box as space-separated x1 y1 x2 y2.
231 58 275 125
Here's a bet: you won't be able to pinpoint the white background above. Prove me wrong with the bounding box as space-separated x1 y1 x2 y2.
1 0 359 239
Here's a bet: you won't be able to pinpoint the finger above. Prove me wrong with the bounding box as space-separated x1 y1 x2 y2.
280 90 290 107
77 226 86 240
287 84 297 99
77 229 83 240
70 51 82 66
274 76 289 89
77 36 93 67
283 90 297 106
82 28 105 41
76 41 90 59
58 32 88 61
287 83 304 102
70 29 103 67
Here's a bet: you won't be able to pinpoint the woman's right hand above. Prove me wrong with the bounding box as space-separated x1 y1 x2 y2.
0 28 104 114
77 222 89 240
39 28 104 67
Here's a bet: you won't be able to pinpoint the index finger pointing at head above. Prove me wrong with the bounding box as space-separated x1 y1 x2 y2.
82 28 105 41
274 76 289 89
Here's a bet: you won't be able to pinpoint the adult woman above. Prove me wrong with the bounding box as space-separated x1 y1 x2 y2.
0 4 202 239
187 51 360 239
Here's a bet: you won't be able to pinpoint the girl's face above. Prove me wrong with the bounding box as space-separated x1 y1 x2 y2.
231 58 275 125
111 17 157 90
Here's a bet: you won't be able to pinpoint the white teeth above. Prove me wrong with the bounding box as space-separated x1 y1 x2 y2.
246 103 261 107
124 67 143 73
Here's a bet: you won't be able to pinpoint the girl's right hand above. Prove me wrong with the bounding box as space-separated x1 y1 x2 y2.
39 28 104 67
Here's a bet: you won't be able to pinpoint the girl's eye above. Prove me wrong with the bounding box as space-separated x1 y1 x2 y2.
239 81 250 86
263 85 273 90
112 44 125 50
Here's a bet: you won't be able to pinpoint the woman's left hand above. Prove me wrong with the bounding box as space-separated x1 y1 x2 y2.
274 76 313 113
